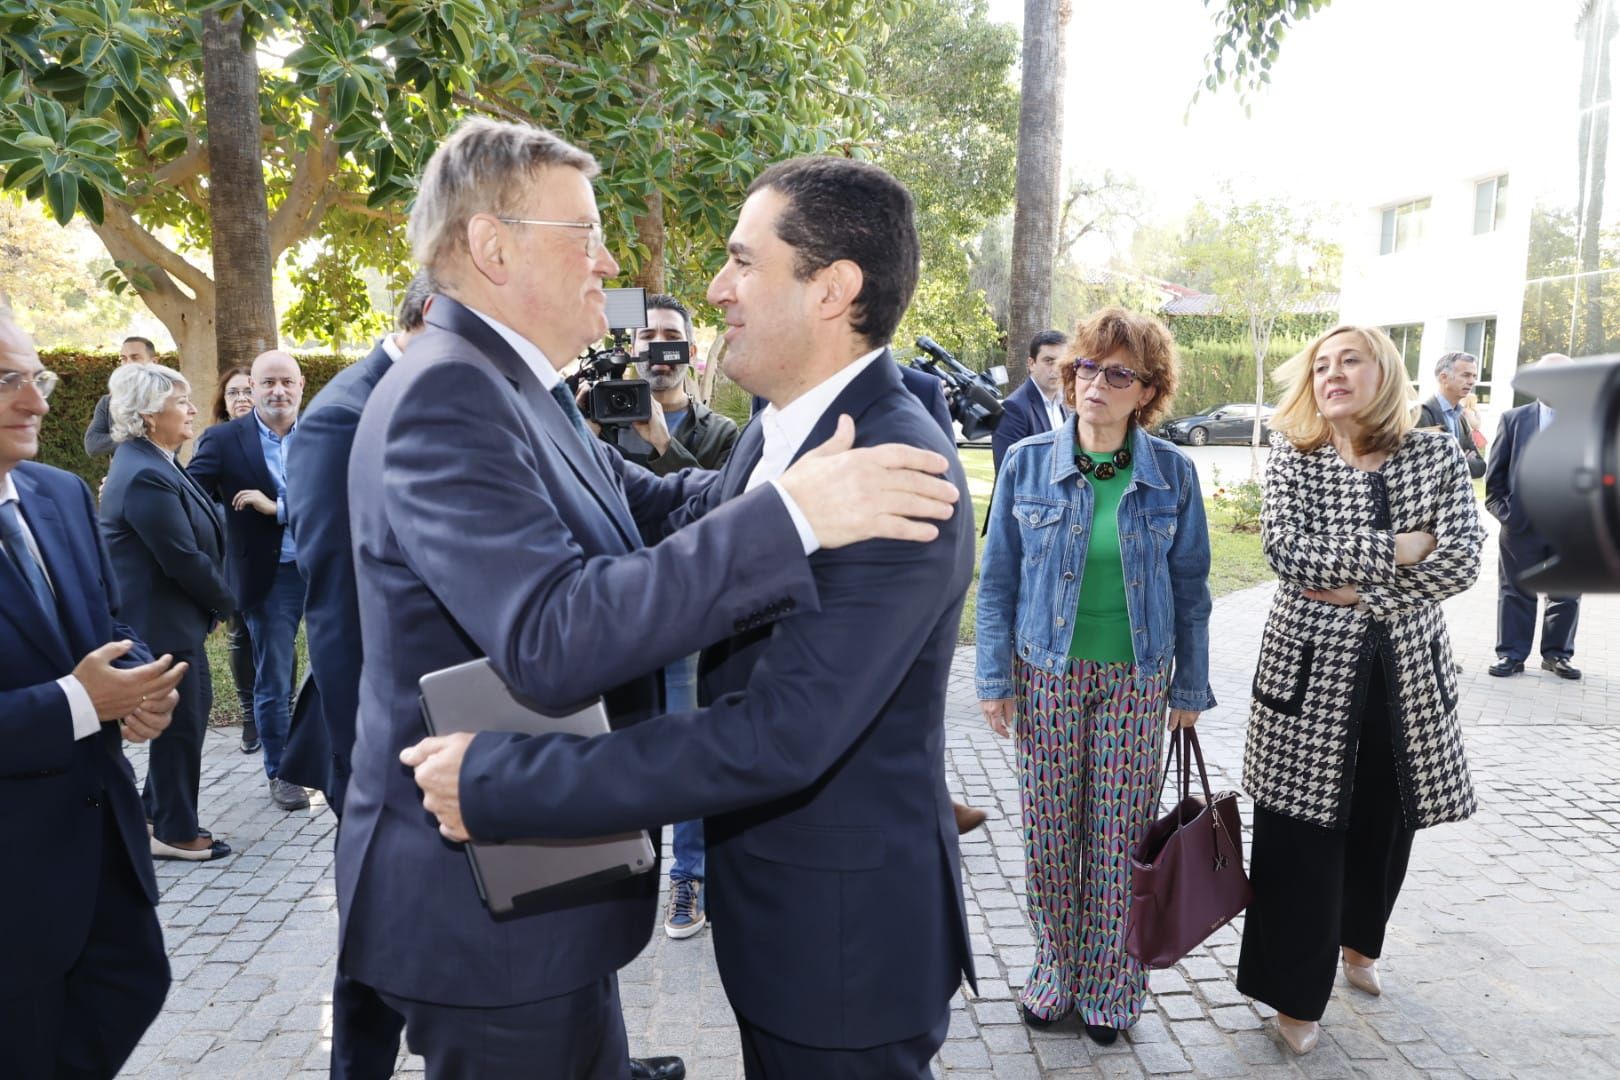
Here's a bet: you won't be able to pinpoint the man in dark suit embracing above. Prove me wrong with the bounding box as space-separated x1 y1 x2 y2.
0 307 187 1077
406 156 977 1078
337 120 960 1079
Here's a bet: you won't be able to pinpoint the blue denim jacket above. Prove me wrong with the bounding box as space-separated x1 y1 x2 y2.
974 422 1217 712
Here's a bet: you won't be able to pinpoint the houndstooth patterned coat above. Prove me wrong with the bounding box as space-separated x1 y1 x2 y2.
1243 430 1482 831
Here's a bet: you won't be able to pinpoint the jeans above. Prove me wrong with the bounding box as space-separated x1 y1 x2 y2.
226 611 256 720
243 559 306 780
665 653 705 883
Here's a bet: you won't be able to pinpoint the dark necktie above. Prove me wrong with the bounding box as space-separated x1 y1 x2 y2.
548 383 596 450
0 499 58 625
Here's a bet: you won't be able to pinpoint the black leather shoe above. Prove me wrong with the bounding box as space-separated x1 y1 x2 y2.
241 720 261 753
1541 657 1582 680
629 1057 685 1080
1488 657 1524 677
1083 1022 1119 1046
1020 1003 1066 1029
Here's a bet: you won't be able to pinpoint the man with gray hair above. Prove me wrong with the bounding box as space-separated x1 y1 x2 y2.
336 118 959 1077
1416 351 1486 478
1486 352 1583 679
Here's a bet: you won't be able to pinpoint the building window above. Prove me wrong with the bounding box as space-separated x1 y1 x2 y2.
1474 175 1508 235
1384 323 1424 381
1462 317 1498 403
1379 198 1431 255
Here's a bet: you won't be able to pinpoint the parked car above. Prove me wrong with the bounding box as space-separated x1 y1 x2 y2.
1159 403 1276 446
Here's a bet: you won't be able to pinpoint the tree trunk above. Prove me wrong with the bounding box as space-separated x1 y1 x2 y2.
632 187 667 294
202 10 278 376
1576 0 1616 355
1249 312 1274 481
1004 0 1069 385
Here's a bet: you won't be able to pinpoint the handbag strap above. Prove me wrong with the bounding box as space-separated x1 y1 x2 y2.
1182 727 1241 868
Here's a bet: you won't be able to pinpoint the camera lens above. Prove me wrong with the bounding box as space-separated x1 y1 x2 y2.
609 391 633 411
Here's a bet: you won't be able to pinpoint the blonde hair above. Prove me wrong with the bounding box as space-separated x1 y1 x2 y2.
407 118 599 277
1270 324 1414 456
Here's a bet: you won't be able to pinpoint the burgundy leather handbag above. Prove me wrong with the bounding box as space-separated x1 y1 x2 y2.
1125 727 1253 969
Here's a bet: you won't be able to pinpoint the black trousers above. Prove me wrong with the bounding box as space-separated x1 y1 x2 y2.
378 974 628 1080
1496 534 1580 661
227 611 256 718
330 969 406 1080
141 646 210 843
738 1011 949 1080
0 804 169 1079
1237 660 1416 1022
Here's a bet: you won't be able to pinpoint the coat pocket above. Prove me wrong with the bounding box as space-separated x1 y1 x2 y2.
1428 635 1459 713
741 821 886 872
1252 630 1314 716
1012 499 1065 563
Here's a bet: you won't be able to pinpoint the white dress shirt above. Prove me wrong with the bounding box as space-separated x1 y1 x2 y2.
463 304 818 553
382 333 406 364
1039 386 1067 432
745 347 887 554
0 472 99 739
1538 401 1556 432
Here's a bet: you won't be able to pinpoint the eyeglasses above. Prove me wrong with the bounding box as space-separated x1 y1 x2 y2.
224 388 254 399
0 369 59 399
497 218 607 258
1073 358 1145 390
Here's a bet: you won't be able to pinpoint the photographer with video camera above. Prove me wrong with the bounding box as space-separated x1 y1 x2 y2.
627 295 739 475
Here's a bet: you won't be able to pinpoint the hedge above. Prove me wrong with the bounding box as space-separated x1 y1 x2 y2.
35 350 355 489
1172 337 1319 418
1166 312 1338 347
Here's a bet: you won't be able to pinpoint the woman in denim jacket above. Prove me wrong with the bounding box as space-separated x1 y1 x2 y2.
976 308 1215 1045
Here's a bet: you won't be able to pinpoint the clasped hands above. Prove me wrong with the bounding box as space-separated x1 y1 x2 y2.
1301 530 1435 607
73 640 187 742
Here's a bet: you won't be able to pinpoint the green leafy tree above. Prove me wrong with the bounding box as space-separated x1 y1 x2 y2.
1196 0 1335 111
867 0 1018 369
0 0 892 404
1178 195 1339 477
282 247 390 352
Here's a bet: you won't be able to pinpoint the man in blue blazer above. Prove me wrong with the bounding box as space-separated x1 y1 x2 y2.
337 121 959 1078
991 328 1068 472
406 156 976 1079
1485 353 1583 679
188 350 310 809
0 310 187 1077
752 362 951 438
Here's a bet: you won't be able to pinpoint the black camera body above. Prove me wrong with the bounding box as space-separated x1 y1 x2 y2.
908 336 1007 441
642 339 691 369
571 287 653 426
589 378 653 425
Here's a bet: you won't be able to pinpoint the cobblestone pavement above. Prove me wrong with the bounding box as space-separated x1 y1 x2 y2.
122 522 1620 1078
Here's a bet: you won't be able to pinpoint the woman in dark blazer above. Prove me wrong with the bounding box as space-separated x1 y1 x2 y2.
1238 325 1481 1054
101 362 235 860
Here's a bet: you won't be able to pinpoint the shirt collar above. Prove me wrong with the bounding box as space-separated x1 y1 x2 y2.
1038 385 1063 410
382 334 405 363
0 471 17 504
756 347 886 459
465 306 561 391
253 410 295 442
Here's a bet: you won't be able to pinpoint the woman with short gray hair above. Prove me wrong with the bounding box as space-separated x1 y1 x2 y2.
100 363 235 860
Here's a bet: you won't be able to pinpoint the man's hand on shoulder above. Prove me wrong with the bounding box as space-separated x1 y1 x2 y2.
778 414 959 548
401 732 476 842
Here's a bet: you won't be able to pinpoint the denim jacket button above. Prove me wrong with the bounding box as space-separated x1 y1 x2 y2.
1071 524 1082 534
1062 571 1074 581
1056 617 1066 627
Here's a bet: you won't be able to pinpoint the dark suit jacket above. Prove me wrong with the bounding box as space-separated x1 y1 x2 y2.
460 353 977 1049
1416 395 1486 478
751 363 954 443
1486 402 1544 543
0 462 160 990
992 376 1059 471
335 297 819 1008
281 340 394 813
98 438 232 656
83 394 115 457
187 412 285 610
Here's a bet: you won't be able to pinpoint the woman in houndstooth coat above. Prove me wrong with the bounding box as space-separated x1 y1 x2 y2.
1236 325 1482 1057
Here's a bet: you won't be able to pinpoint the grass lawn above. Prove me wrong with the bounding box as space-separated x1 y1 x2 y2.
957 447 1272 644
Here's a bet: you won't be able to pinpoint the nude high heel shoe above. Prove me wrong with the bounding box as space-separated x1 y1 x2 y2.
1342 956 1382 996
1276 1015 1320 1056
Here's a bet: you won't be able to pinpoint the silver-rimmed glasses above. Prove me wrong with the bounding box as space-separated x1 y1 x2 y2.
496 218 607 258
0 369 59 399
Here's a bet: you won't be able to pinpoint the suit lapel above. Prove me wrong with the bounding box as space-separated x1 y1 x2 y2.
429 298 641 549
1028 381 1052 434
720 419 765 500
236 414 277 494
137 438 225 559
6 470 79 670
782 349 905 472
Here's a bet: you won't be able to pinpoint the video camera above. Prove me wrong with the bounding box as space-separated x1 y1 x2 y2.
568 288 687 426
1509 356 1620 592
907 336 1009 441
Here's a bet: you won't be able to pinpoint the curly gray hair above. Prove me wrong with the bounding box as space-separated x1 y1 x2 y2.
108 362 189 444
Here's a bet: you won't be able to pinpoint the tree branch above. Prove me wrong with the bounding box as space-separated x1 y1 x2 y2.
451 91 533 125
523 51 655 97
328 190 403 222
268 117 341 259
151 137 207 190
95 198 214 300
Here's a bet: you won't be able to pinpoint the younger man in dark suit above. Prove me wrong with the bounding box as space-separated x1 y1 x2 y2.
0 308 186 1077
1485 352 1582 679
992 329 1067 471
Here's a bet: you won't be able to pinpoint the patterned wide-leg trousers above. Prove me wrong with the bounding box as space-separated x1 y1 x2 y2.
1014 656 1168 1028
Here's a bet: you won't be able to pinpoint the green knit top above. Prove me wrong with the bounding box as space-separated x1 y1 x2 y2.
1068 458 1136 663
